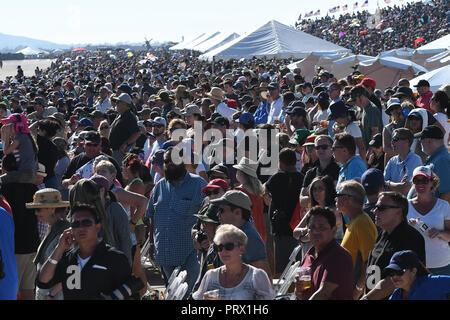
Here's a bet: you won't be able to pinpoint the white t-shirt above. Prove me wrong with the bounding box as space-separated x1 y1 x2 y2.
267 96 283 125
434 112 449 145
216 102 237 121
345 122 362 155
192 265 275 300
407 199 450 268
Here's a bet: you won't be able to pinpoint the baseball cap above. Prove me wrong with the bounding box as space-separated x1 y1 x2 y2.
183 104 201 116
226 99 238 109
302 93 314 105
268 82 280 90
359 78 376 89
369 133 382 148
288 100 306 109
114 93 132 105
208 164 230 178
383 250 422 275
194 203 221 224
393 86 414 99
414 80 430 88
289 129 314 145
385 98 402 115
315 91 330 100
201 179 230 194
212 116 229 127
152 117 167 127
361 168 385 189
77 118 94 127
235 112 254 125
412 166 433 179
414 125 444 140
37 163 47 177
302 134 317 146
286 106 307 118
84 131 101 144
210 190 252 211
328 100 348 120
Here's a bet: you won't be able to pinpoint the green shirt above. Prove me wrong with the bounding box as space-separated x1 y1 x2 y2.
361 102 383 149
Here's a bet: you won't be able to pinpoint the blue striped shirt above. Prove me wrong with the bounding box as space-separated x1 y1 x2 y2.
146 172 207 266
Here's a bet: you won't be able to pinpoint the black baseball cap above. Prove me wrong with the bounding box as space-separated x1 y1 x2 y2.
414 125 444 140
413 80 430 88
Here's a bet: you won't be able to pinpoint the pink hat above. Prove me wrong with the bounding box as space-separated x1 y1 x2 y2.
412 166 433 179
202 179 229 194
0 113 31 134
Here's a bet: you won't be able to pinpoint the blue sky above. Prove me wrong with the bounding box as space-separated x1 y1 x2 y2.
3 0 423 45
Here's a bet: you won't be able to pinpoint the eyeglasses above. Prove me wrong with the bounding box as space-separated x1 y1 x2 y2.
386 269 407 277
214 242 240 252
85 143 99 147
373 204 401 212
391 136 407 142
412 177 430 185
315 144 330 150
70 219 95 229
205 189 221 197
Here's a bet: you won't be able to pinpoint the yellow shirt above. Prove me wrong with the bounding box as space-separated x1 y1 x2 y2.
341 213 378 273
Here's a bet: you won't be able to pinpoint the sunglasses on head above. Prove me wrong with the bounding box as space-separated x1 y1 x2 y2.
391 136 407 142
214 242 240 252
70 219 95 229
205 189 220 197
373 204 401 212
413 177 430 185
315 144 330 150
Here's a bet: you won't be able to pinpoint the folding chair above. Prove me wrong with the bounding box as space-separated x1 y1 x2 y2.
276 260 300 296
171 282 189 301
273 244 302 291
140 236 156 268
163 266 181 298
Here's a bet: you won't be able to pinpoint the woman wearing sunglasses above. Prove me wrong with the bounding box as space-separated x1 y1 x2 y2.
26 188 70 300
192 224 275 300
385 250 450 300
407 166 450 275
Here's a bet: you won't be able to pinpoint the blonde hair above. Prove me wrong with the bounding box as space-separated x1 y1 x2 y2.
214 224 248 246
94 160 117 176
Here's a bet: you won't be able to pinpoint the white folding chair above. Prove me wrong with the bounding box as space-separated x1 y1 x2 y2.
273 244 302 290
140 237 156 268
171 282 189 300
276 261 300 296
163 266 181 298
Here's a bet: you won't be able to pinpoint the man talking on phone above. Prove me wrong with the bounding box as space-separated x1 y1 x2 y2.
36 203 143 300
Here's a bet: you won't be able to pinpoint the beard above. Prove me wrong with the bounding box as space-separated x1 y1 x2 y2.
164 165 187 182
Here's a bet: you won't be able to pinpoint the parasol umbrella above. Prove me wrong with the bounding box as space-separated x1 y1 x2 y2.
359 30 368 35
71 48 86 52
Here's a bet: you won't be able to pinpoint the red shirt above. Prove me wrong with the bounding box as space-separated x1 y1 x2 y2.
416 90 433 112
301 240 354 300
234 186 266 244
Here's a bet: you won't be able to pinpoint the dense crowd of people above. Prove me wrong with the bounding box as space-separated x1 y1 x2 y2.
295 0 450 56
0 44 449 301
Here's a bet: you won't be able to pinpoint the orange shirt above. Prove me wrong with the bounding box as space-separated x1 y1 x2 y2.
234 186 266 243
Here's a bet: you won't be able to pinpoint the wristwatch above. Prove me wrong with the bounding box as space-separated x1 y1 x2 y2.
47 291 55 299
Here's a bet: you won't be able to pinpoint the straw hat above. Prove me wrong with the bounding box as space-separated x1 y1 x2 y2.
26 188 69 209
206 87 225 101
233 157 258 178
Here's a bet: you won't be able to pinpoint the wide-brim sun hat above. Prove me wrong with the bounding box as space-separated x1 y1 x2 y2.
26 188 69 209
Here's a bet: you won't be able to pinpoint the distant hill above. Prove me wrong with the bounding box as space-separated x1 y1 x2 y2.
0 32 170 53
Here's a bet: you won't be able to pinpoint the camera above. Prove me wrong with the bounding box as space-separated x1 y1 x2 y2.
195 230 208 244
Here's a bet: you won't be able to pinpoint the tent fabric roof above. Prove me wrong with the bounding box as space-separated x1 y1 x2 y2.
169 33 205 51
193 32 240 53
182 32 220 50
417 34 450 51
199 20 349 61
16 47 48 55
409 65 450 93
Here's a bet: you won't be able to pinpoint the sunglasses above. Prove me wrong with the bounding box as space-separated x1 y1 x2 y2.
85 143 99 147
100 126 109 130
214 242 240 252
386 269 407 277
315 144 330 150
412 177 430 185
70 219 95 229
373 204 401 211
391 136 407 142
205 189 221 197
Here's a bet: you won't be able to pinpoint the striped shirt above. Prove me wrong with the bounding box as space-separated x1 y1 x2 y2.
146 172 207 266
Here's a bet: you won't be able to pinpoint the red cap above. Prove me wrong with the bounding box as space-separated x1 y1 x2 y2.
359 78 376 89
202 179 229 194
226 99 238 109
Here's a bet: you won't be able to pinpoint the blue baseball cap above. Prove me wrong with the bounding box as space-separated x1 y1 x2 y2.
383 250 422 275
77 118 94 127
361 168 384 189
236 112 254 125
328 100 348 120
268 82 280 90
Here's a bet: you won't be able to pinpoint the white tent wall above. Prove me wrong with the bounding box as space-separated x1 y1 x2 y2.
417 34 450 51
409 65 450 93
199 20 349 62
183 32 220 50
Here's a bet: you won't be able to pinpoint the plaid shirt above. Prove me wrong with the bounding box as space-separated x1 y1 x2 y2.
146 172 207 266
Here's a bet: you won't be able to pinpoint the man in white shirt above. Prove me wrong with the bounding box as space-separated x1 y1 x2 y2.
267 82 283 125
94 87 112 113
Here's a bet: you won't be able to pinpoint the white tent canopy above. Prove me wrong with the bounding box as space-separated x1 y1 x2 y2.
193 32 240 53
182 32 220 50
16 47 48 56
358 56 428 90
380 47 445 69
199 20 349 61
417 34 450 51
169 33 205 51
409 65 450 93
424 50 450 71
